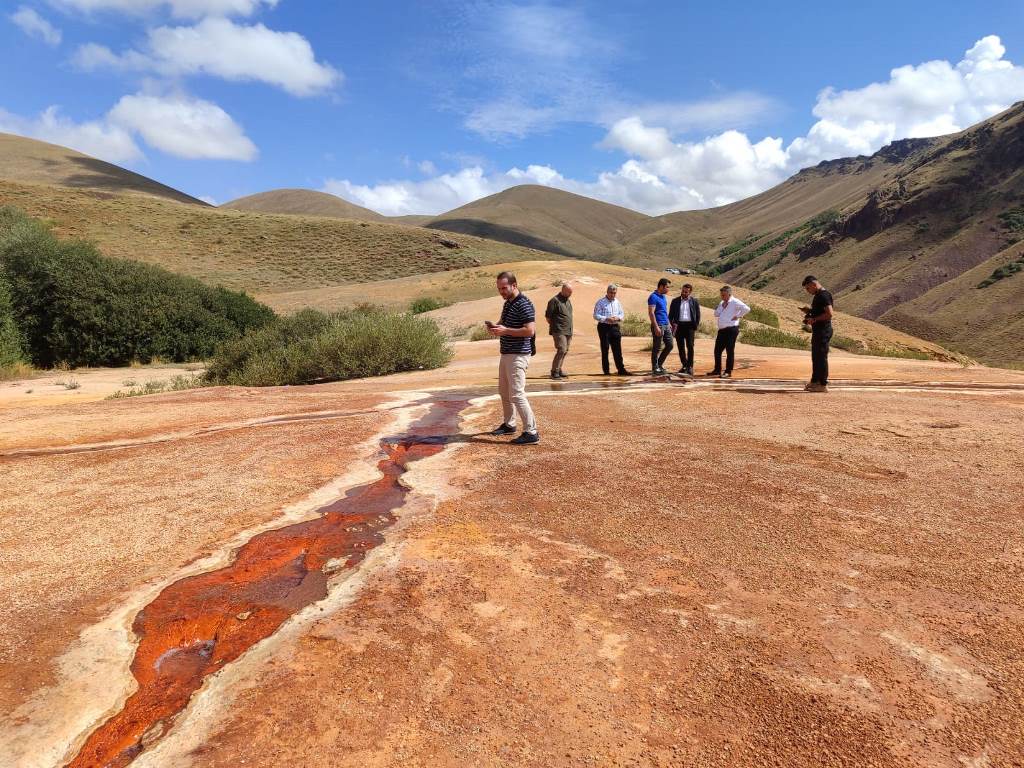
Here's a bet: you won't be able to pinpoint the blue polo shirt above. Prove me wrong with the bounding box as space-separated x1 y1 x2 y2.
648 291 669 326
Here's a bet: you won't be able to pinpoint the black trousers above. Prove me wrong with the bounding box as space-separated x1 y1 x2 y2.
597 323 626 373
811 324 833 384
675 323 696 368
651 324 673 370
713 326 739 373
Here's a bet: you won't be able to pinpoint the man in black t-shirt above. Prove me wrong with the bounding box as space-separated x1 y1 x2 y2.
801 275 834 392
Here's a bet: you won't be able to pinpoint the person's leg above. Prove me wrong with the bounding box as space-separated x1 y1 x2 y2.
675 328 687 368
684 326 696 370
610 327 627 372
821 327 831 385
658 325 674 367
561 335 572 375
812 326 832 385
511 355 537 433
498 355 516 427
551 334 567 376
712 330 724 372
725 327 738 373
650 326 662 371
598 324 611 374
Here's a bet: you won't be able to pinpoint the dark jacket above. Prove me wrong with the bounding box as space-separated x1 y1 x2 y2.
668 296 701 328
545 294 573 336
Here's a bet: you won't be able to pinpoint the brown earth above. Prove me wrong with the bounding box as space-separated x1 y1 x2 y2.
1 331 1023 767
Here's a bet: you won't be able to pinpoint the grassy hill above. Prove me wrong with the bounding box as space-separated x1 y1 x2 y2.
425 185 649 257
0 179 546 294
221 188 385 222
0 132 208 206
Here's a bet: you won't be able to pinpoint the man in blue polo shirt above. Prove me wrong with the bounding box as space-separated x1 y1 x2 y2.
647 277 673 374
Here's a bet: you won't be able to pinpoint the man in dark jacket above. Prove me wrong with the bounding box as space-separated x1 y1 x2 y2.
800 275 834 392
544 282 573 379
669 283 700 375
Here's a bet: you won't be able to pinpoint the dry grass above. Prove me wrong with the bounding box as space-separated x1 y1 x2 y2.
0 180 544 294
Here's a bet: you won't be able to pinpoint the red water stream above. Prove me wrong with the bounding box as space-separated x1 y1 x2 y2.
66 398 465 768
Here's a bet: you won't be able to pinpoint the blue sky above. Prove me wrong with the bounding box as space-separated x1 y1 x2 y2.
2 1 1024 214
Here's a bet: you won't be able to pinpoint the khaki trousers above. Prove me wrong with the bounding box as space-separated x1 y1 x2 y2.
498 353 537 434
551 333 571 374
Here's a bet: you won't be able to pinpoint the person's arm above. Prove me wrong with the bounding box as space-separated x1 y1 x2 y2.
490 321 536 337
732 299 751 321
610 301 623 323
808 305 834 324
647 301 662 335
694 300 701 326
545 298 555 322
594 300 608 323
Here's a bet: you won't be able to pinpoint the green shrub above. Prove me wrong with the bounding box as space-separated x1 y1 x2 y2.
997 207 1024 232
107 373 205 399
750 276 774 291
746 305 779 328
0 207 275 367
409 296 451 314
205 307 453 386
619 312 649 337
831 335 866 353
977 254 1024 288
739 326 809 350
0 270 23 368
469 324 496 341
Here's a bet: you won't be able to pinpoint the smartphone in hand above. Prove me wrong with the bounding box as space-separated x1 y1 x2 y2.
484 320 495 328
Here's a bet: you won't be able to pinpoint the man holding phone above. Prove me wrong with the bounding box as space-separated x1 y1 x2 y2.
487 271 540 445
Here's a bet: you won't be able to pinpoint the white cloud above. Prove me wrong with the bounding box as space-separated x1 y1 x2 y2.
49 0 277 19
328 35 1024 217
10 6 62 46
0 105 141 163
108 92 257 160
74 17 341 96
0 90 257 163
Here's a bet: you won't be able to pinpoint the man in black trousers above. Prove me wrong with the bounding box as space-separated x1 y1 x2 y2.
669 283 700 375
593 284 631 376
801 275 834 392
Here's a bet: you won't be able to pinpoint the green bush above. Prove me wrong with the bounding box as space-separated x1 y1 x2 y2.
619 312 649 337
469 324 496 341
750 275 774 291
998 207 1024 232
739 326 809 350
409 296 451 314
0 207 275 367
831 335 865 353
205 307 453 386
0 270 23 368
746 305 779 328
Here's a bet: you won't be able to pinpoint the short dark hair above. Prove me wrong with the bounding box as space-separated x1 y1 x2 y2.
720 285 732 293
496 271 518 285
682 283 693 290
802 275 818 286
657 277 671 287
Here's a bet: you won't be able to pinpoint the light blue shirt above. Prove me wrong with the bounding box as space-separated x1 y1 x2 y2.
593 296 624 323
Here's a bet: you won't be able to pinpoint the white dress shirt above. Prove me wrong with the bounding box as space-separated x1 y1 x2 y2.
678 299 692 322
714 297 750 329
593 296 624 323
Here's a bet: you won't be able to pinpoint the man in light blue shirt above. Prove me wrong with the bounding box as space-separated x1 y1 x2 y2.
647 277 673 374
593 284 631 375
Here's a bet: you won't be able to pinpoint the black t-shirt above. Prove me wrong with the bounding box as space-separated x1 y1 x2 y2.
810 288 833 324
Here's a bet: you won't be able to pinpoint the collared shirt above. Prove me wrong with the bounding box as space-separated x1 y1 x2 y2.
593 296 624 323
678 298 692 322
714 297 751 329
545 293 573 336
648 291 669 326
498 292 535 355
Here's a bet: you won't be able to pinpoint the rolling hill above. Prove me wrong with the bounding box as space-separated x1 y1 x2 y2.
606 102 1024 365
0 132 208 206
222 188 385 222
425 184 649 257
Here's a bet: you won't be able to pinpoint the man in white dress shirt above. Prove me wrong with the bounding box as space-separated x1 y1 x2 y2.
593 284 631 376
706 285 750 379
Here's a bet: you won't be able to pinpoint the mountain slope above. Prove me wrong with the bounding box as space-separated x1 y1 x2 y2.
0 179 545 295
222 189 384 222
426 185 649 257
0 132 207 206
